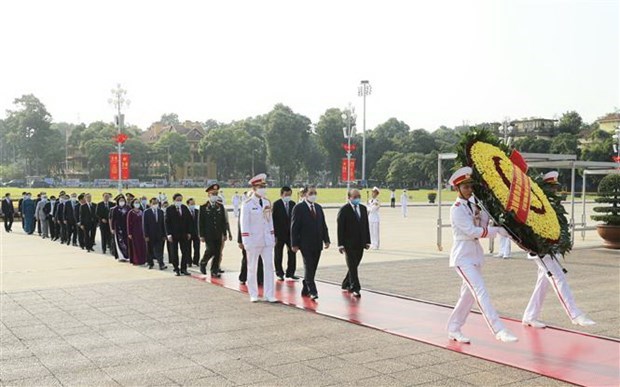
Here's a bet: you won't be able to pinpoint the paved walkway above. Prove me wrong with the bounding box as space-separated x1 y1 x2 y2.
0 230 577 386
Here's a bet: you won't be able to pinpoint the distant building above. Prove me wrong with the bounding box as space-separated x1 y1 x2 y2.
596 113 620 133
141 122 217 182
510 118 557 139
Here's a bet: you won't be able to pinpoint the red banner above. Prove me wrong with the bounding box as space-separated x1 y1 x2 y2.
109 153 131 180
505 165 531 224
341 158 356 182
342 143 357 152
613 155 620 163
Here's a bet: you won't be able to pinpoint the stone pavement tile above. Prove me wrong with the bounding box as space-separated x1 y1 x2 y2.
305 356 351 371
55 368 120 386
417 377 475 386
22 338 75 357
363 358 413 374
52 324 97 337
454 356 504 371
458 369 539 386
64 332 114 351
185 350 240 369
334 374 405 386
104 370 176 386
160 366 218 385
183 375 236 386
5 375 63 386
37 352 99 374
0 356 52 382
214 360 277 385
397 352 451 368
509 376 571 386
323 363 381 382
99 328 151 345
389 368 447 385
421 361 482 378
9 324 59 340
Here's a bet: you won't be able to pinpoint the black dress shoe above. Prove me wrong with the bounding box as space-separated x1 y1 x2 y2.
353 291 361 298
181 271 191 276
276 275 284 281
301 290 310 297
200 264 207 275
239 281 246 285
148 264 154 269
286 275 300 280
211 272 221 278
159 265 167 270
174 270 180 276
310 293 319 300
188 263 193 267
218 269 225 273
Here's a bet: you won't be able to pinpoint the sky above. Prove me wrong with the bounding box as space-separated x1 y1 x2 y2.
0 0 618 132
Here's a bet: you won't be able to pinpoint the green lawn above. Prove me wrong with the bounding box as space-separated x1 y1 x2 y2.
0 186 455 204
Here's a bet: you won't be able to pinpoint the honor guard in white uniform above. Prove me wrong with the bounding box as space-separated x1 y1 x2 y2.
240 174 277 303
522 171 595 329
400 190 408 218
446 167 518 343
368 187 381 249
232 192 242 217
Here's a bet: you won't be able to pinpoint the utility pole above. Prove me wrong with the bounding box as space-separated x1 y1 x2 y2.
108 84 130 193
358 80 371 188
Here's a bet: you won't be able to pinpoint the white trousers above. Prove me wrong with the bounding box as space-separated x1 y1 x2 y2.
246 246 275 300
369 221 380 248
447 263 505 335
522 256 582 322
498 235 511 257
233 204 240 217
401 204 407 217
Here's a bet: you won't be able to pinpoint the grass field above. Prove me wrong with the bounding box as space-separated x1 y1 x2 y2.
0 186 455 204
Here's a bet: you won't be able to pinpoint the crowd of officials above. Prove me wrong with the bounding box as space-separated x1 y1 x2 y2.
1 174 378 303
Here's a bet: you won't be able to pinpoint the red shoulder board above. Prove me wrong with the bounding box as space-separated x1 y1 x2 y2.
455 202 461 207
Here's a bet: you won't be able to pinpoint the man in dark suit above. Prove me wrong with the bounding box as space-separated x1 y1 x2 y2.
198 184 227 277
56 195 66 243
165 193 193 276
79 193 97 252
17 192 26 230
64 193 79 246
337 189 371 297
96 192 113 254
186 197 201 267
291 186 330 300
143 197 167 270
1 193 14 232
45 195 58 240
272 186 298 281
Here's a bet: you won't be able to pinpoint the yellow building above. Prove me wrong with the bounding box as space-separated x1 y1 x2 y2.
596 113 620 133
141 122 217 182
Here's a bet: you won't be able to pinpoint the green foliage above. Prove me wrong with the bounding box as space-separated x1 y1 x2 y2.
513 136 551 153
455 129 571 256
316 108 347 185
591 174 620 225
154 132 190 180
159 113 180 126
557 110 583 135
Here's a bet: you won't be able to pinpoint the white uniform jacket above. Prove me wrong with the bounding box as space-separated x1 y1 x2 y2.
449 197 499 267
240 194 275 249
368 198 380 223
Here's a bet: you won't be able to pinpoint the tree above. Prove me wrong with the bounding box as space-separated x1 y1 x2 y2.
557 111 583 135
316 108 346 185
371 151 400 182
4 94 59 175
365 118 411 181
154 132 190 181
301 133 326 181
160 113 180 126
513 136 551 153
264 104 310 184
397 129 437 154
123 138 154 179
550 133 579 156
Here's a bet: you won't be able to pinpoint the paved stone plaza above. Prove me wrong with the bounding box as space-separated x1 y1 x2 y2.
1 205 617 386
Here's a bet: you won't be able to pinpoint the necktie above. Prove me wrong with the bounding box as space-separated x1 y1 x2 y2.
310 204 316 218
259 198 263 207
354 204 360 220
285 203 289 217
467 202 473 213
178 207 181 216
154 208 158 223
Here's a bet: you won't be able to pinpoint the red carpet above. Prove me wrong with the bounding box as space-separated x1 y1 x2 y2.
192 272 620 386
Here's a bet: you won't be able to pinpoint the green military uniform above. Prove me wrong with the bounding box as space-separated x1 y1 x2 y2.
199 201 227 276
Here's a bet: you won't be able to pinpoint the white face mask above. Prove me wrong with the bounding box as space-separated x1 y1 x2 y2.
255 188 266 197
209 195 218 203
118 200 126 206
174 201 182 207
307 195 317 203
282 196 291 203
133 202 141 209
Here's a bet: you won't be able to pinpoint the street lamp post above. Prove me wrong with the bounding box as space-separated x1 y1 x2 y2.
341 104 357 192
500 118 514 146
358 80 371 188
108 84 130 194
613 125 620 163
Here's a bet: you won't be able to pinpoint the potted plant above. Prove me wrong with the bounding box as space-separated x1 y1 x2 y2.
427 192 437 204
591 174 620 249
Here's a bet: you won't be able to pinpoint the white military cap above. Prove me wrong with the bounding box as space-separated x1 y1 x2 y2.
248 173 267 186
449 166 474 187
542 171 560 184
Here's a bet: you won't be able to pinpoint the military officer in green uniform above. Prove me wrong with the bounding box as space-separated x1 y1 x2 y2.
199 183 228 277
